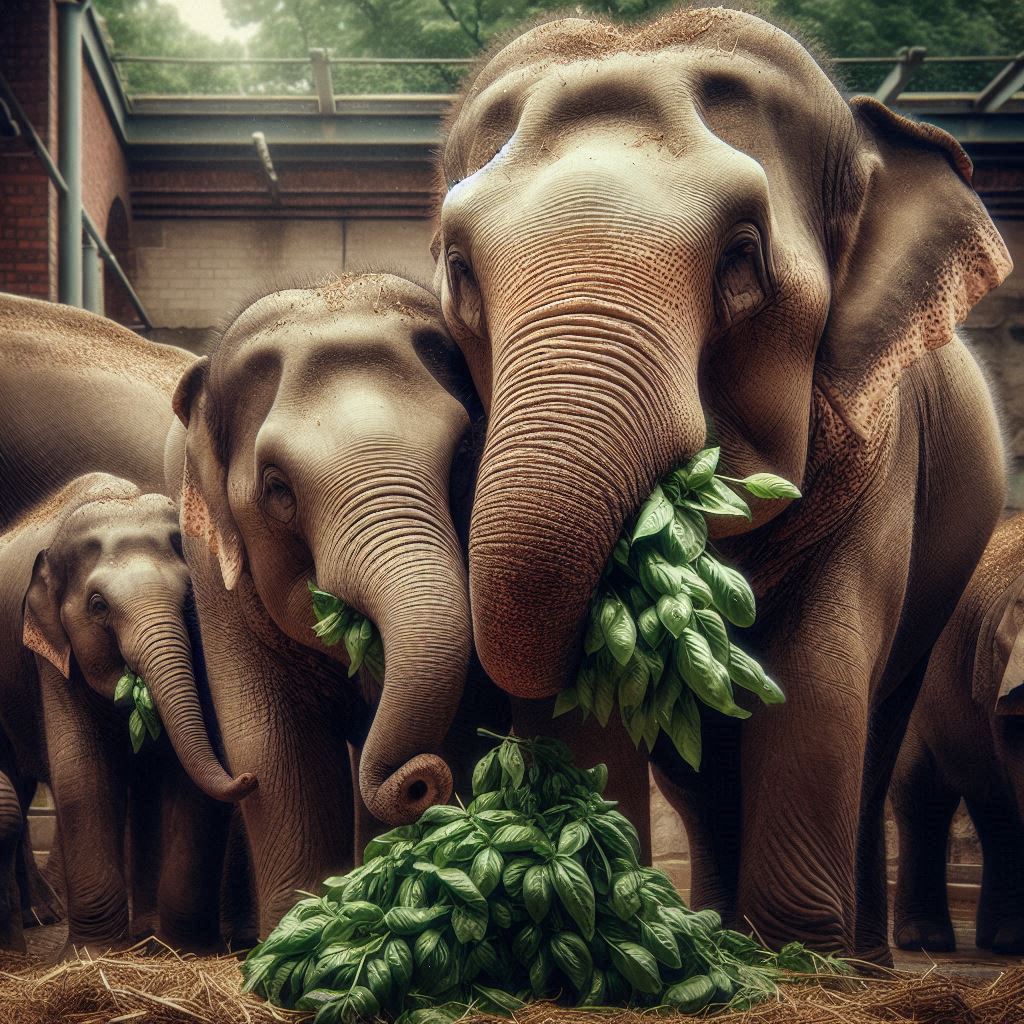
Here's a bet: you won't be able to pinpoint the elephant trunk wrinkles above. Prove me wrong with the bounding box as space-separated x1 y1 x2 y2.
317 478 470 827
120 602 258 802
470 321 706 699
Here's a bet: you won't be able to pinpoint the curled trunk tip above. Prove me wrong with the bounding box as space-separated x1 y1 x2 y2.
361 753 454 826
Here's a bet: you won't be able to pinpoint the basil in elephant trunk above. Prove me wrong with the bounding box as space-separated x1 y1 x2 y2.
435 9 1010 959
0 474 255 953
169 273 477 936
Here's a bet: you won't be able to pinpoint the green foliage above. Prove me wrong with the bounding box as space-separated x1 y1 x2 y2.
309 581 384 681
564 449 797 770
114 667 161 753
95 0 1022 96
242 733 844 1020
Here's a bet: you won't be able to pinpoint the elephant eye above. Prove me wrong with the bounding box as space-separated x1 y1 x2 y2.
262 467 297 525
716 224 772 328
169 530 184 559
445 246 485 338
88 593 108 616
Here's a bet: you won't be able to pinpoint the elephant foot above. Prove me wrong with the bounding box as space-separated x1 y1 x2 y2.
984 920 1024 955
853 943 894 970
56 937 132 962
21 872 64 928
894 917 956 953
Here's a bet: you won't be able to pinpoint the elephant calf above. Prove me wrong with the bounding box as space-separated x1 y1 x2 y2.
0 473 256 953
892 513 1024 954
168 272 494 935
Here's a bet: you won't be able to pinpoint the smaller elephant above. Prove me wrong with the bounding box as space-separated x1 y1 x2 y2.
0 473 257 952
892 513 1024 954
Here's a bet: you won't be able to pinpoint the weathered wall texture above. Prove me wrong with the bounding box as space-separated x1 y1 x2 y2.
131 217 436 335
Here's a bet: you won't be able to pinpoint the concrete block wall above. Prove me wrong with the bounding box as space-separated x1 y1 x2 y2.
132 217 436 334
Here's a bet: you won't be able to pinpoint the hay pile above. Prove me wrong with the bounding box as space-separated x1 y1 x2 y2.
0 947 1020 1024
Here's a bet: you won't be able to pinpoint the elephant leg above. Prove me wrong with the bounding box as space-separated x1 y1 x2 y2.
40 662 129 950
511 697 652 864
16 822 63 928
0 772 25 952
220 809 257 952
650 715 741 919
854 655 931 964
967 796 1024 954
127 757 163 942
891 732 959 953
157 758 231 952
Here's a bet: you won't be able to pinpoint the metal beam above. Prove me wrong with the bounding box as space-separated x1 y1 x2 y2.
309 49 334 115
975 52 1024 112
874 46 927 105
82 234 101 312
57 0 87 306
251 131 281 204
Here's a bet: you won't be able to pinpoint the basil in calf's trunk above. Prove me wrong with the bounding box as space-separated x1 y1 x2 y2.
242 733 841 1022
114 667 162 753
309 581 384 680
560 448 798 769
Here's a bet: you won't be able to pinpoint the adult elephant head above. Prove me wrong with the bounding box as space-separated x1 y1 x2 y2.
23 476 255 803
434 8 1010 700
171 275 473 832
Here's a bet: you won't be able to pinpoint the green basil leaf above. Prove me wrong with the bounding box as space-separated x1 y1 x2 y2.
665 974 716 1013
435 867 486 913
472 985 526 1014
384 937 413 991
593 672 616 728
557 820 591 857
607 940 662 995
656 593 693 639
682 446 720 488
128 708 146 754
553 687 579 718
498 740 525 788
523 864 553 923
663 506 708 563
696 554 756 628
636 605 666 648
667 690 702 771
471 748 500 796
684 477 751 520
640 918 682 968
740 471 801 500
383 905 450 936
728 646 786 705
674 628 750 719
468 846 503 897
549 930 594 992
451 904 488 943
512 923 542 965
693 606 730 663
114 671 135 706
551 855 596 940
631 484 674 542
583 610 605 655
419 805 467 827
609 869 644 920
599 594 637 667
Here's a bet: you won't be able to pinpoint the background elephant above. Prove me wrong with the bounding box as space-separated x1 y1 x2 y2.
168 272 504 935
892 513 1024 955
0 472 255 952
0 294 193 530
433 8 1009 957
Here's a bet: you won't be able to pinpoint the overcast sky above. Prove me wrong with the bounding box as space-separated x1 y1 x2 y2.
167 0 258 42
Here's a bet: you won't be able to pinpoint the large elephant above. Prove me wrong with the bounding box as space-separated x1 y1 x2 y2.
433 8 1010 957
168 273 497 934
892 513 1024 955
0 293 190 530
0 473 255 952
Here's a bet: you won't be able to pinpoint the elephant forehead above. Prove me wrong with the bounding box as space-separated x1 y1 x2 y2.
56 497 178 555
446 11 839 182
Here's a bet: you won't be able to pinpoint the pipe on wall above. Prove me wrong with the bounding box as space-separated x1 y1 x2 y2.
57 0 90 306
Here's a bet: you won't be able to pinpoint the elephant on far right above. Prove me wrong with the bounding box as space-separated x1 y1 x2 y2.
892 512 1024 955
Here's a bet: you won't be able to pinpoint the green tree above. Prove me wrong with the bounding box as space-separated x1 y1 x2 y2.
94 0 246 93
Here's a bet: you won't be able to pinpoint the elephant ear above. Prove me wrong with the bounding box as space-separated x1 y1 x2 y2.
816 96 1011 440
975 571 1024 715
22 552 71 679
172 357 246 592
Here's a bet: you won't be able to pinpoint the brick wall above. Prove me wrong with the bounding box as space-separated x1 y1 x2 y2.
0 0 56 300
132 217 435 332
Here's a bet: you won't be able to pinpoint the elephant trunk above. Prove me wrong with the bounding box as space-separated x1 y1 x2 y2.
120 602 258 802
470 316 706 699
316 483 470 827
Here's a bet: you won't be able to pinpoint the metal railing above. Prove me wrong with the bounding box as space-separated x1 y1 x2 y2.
107 48 1024 109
